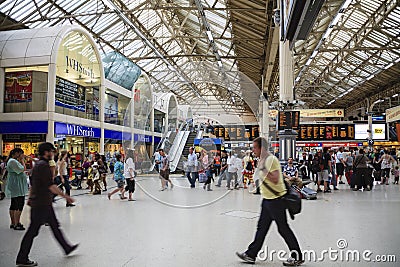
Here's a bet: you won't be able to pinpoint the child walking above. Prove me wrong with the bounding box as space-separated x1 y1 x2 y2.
394 165 399 184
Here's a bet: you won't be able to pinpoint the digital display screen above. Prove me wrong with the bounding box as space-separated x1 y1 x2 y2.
297 124 355 141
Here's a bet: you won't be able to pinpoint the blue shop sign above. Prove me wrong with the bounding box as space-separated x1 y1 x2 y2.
104 129 132 141
154 136 162 143
0 121 48 134
134 134 152 143
55 122 101 138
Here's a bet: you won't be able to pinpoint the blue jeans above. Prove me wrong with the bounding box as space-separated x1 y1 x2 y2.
186 172 197 187
55 175 71 196
246 198 302 260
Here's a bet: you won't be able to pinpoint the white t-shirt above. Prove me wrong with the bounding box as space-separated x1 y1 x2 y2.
124 158 135 178
227 156 238 173
336 152 343 164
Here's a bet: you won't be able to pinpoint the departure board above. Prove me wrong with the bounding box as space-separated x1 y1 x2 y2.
297 124 355 141
277 111 300 131
213 125 260 141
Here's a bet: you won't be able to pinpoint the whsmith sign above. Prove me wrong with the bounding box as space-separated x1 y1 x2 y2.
55 122 101 138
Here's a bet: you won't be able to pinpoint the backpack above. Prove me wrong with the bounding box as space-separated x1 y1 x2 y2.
311 156 320 172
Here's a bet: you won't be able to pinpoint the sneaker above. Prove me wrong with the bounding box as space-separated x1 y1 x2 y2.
14 223 25 231
324 189 332 193
236 252 255 264
66 203 76 207
333 187 339 190
283 257 304 266
16 259 38 266
215 184 221 187
66 244 79 256
207 188 213 191
316 188 322 193
10 224 15 229
339 181 345 184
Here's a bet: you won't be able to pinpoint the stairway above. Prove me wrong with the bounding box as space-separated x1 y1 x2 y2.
176 131 197 171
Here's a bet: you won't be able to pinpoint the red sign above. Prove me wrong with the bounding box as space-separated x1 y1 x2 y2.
5 71 33 103
322 142 361 147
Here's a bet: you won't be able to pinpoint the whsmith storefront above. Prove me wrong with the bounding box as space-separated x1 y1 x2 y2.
0 26 137 156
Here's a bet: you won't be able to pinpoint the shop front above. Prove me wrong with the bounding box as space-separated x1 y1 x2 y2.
54 122 101 163
0 121 48 156
104 129 132 161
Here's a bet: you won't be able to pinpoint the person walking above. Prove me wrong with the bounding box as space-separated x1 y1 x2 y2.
226 152 239 190
56 151 75 207
378 150 395 185
107 154 126 200
16 142 78 267
236 137 303 266
159 149 173 191
5 148 28 230
124 150 136 201
186 147 198 188
353 149 371 191
215 150 228 187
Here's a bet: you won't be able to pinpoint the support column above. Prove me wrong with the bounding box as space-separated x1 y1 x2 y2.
260 96 269 138
278 1 296 162
279 40 294 102
46 64 57 143
99 84 105 154
130 98 135 149
0 68 5 151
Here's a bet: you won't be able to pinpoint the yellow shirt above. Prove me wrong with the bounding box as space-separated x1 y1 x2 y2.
258 155 286 200
49 160 56 167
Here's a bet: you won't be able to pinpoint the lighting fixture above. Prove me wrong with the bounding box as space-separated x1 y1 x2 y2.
392 93 398 98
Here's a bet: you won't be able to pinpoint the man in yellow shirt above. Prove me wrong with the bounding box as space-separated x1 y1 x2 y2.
236 137 303 266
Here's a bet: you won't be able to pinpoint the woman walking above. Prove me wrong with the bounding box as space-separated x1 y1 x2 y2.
6 148 28 230
124 150 136 201
107 154 126 200
56 151 74 207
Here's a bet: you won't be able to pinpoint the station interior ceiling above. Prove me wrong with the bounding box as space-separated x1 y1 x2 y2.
0 0 399 119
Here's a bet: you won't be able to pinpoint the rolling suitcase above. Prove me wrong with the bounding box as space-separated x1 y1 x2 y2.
300 187 317 200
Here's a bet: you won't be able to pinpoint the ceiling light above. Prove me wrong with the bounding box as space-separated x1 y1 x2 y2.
366 75 374 80
206 30 213 41
395 58 400 63
331 14 343 26
310 51 318 58
392 93 398 98
342 0 353 9
305 59 312 66
323 28 333 39
295 76 300 82
217 61 223 68
384 63 394 69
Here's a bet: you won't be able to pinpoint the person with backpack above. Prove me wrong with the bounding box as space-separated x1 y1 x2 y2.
236 137 303 266
353 149 371 191
317 148 332 193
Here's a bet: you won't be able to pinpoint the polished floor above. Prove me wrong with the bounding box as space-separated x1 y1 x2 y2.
0 175 399 267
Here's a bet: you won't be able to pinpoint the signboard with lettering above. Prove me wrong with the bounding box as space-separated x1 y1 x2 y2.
269 109 344 118
297 124 355 141
55 122 101 138
386 105 400 123
277 111 300 131
55 77 85 112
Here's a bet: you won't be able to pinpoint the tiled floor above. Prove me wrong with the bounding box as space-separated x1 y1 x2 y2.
0 175 399 267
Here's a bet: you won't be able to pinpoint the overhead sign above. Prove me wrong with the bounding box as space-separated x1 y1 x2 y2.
299 109 344 118
298 124 355 141
268 109 344 118
55 122 101 138
386 105 400 122
354 123 387 141
277 111 300 131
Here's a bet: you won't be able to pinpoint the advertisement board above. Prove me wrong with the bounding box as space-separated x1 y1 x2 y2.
5 71 33 103
354 123 387 140
104 93 119 123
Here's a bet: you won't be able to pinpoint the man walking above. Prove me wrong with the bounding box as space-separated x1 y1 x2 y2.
16 142 78 266
186 147 198 188
236 137 303 266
